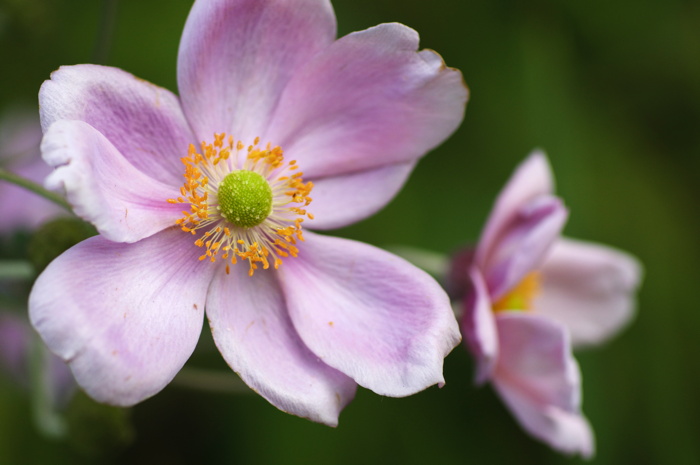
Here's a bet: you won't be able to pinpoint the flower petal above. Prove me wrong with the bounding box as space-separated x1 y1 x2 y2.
535 238 643 347
476 151 554 273
42 120 183 243
280 231 461 397
206 264 356 426
39 64 193 185
492 313 594 458
0 313 31 383
306 161 415 230
177 0 336 142
265 23 467 178
29 230 212 406
460 268 498 385
484 195 568 300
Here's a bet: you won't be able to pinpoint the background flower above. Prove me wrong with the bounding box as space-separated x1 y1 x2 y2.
452 152 642 457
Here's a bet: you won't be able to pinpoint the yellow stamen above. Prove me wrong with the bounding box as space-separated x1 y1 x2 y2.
492 272 540 313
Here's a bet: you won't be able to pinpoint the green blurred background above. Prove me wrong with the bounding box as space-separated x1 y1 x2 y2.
0 0 698 463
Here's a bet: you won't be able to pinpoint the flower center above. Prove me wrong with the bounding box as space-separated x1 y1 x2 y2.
217 170 273 228
492 272 540 313
168 133 314 276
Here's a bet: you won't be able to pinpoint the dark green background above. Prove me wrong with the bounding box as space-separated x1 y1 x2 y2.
1 0 698 463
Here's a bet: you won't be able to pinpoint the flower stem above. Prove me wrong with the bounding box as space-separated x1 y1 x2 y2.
0 260 34 280
30 334 68 439
0 168 72 212
172 367 252 395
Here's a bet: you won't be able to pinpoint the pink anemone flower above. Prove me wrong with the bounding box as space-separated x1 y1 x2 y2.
29 0 467 425
449 152 642 456
0 109 63 232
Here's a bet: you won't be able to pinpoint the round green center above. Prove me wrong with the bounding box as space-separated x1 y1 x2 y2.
217 170 273 228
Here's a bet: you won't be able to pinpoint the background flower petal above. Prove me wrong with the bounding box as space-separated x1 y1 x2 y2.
484 195 568 300
206 265 356 426
264 23 467 179
29 230 212 406
42 120 183 243
280 232 461 397
535 238 643 347
461 268 498 385
493 313 594 458
306 161 415 230
39 64 194 185
476 151 554 273
177 0 336 143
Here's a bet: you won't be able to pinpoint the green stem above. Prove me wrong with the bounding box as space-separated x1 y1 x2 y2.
30 334 68 439
172 367 252 395
0 168 72 212
0 260 34 280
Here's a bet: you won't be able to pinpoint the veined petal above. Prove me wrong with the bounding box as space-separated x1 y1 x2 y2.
177 0 336 142
306 161 415 230
280 232 461 397
484 195 568 300
265 23 467 179
39 64 194 185
535 238 643 347
29 230 213 406
42 120 183 243
461 268 498 385
493 313 594 458
206 265 356 426
476 151 554 272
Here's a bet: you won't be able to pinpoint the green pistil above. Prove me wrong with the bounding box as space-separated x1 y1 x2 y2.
217 170 273 228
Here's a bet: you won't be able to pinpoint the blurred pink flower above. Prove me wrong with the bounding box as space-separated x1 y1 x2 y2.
0 312 74 407
0 109 62 232
450 152 641 457
29 0 466 425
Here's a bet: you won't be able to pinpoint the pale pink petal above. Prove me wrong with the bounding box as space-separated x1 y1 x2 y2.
207 265 356 426
265 23 467 178
29 230 213 406
280 232 460 396
484 195 568 300
476 151 554 271
306 161 415 230
177 0 336 142
460 268 498 385
42 120 183 243
493 313 594 458
536 238 643 347
39 64 194 185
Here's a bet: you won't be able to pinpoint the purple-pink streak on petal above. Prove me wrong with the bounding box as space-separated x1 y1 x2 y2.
206 264 356 426
492 313 594 458
177 0 336 143
29 229 213 406
42 120 183 243
265 23 467 179
535 238 643 347
484 195 568 300
39 64 194 185
279 231 460 397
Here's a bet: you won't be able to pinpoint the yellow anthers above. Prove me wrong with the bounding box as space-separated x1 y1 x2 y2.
167 133 315 276
493 272 541 313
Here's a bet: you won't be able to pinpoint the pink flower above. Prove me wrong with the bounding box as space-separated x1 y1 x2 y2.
29 0 466 425
0 109 63 232
450 152 642 456
0 312 75 407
